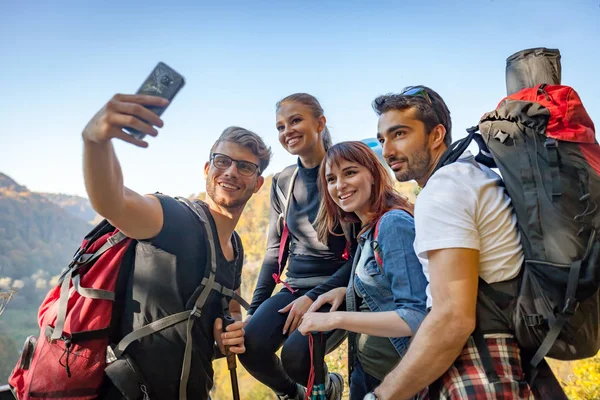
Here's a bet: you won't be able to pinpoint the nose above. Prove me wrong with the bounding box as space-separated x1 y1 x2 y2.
381 139 394 161
282 124 294 138
336 177 347 192
223 162 240 178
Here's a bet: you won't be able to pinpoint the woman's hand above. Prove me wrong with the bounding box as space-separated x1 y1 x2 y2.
307 287 346 313
278 295 314 335
298 312 340 335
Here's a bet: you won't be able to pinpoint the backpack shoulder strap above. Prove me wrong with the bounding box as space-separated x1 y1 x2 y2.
272 165 299 293
433 127 496 177
372 218 384 272
275 165 299 225
112 197 250 399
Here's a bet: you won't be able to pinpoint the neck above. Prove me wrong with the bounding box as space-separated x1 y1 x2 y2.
355 210 373 226
417 146 446 188
299 145 326 169
204 196 243 249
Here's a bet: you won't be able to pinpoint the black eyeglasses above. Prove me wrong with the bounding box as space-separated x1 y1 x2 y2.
400 87 433 104
210 153 260 177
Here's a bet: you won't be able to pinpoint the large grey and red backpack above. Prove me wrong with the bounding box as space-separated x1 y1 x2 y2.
438 84 600 370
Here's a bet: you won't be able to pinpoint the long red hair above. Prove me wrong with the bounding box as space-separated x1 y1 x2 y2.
315 141 414 243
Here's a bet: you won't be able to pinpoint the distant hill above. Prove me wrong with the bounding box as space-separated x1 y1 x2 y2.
40 192 100 225
0 173 90 297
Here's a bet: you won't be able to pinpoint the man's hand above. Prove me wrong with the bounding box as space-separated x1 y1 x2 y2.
278 295 314 335
214 318 246 355
307 287 346 313
243 314 252 327
298 311 339 335
82 94 169 148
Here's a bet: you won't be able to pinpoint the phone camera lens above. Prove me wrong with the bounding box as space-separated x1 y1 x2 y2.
160 76 173 86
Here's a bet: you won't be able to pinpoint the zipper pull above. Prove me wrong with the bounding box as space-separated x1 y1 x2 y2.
140 383 150 400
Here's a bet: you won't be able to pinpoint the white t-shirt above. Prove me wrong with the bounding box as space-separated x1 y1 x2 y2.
414 151 524 308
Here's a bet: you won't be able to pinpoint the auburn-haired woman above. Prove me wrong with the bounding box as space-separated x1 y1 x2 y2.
299 141 428 400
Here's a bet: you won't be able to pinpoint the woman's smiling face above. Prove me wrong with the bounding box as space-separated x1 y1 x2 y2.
325 158 374 222
276 101 324 157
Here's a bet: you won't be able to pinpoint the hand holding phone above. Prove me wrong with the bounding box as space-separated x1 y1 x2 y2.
82 62 185 147
125 62 186 140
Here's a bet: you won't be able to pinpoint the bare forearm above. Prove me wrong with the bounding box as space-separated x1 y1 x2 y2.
334 311 413 338
374 311 471 400
83 138 126 218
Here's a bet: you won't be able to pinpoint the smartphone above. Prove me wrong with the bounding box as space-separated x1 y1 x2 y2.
125 62 186 140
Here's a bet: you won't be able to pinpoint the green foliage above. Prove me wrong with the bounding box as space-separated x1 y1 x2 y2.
0 334 18 383
551 355 600 400
0 178 90 280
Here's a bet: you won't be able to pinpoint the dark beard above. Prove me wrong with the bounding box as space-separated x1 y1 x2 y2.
394 146 432 183
206 180 252 210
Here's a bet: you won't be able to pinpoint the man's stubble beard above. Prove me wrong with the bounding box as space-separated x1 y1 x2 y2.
206 179 253 210
393 146 432 183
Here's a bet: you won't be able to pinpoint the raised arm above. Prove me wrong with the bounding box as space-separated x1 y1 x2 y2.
82 94 168 239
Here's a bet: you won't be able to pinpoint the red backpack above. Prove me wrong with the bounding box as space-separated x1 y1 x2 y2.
8 198 248 400
437 84 600 371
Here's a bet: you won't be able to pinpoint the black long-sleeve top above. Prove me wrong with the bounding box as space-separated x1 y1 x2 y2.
247 160 356 314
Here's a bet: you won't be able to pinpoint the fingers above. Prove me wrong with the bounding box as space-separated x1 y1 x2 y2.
228 343 246 354
289 313 302 334
330 297 342 312
297 319 309 336
298 313 317 336
224 320 244 333
106 111 158 137
109 98 165 128
308 296 326 313
213 318 225 354
222 332 245 347
243 314 252 327
282 312 293 336
221 321 244 346
112 93 169 108
278 302 293 314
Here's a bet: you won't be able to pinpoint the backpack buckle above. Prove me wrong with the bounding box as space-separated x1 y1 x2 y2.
544 138 558 150
106 345 117 364
562 298 579 316
191 305 202 318
524 314 545 327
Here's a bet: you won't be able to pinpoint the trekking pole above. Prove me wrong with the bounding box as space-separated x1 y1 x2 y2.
221 298 240 400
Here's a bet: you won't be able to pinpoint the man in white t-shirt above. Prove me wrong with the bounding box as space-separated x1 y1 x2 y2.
363 86 533 400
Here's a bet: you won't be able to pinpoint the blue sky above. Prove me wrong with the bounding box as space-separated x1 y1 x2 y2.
1 0 599 197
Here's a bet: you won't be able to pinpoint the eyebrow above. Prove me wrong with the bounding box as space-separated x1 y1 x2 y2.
377 124 412 138
276 113 303 127
325 165 357 178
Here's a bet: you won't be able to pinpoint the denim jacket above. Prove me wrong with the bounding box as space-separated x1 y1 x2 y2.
346 209 428 357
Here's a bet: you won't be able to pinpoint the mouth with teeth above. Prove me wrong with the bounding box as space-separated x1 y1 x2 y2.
286 137 302 147
218 181 240 191
338 192 355 201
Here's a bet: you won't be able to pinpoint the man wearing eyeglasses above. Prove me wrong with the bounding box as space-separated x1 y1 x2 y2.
365 86 532 399
82 94 271 399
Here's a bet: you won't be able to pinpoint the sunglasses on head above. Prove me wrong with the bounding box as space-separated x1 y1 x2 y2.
400 87 433 104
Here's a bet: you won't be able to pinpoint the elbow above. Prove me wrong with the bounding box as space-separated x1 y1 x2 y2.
88 188 127 221
450 313 476 344
90 199 122 221
437 308 476 346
